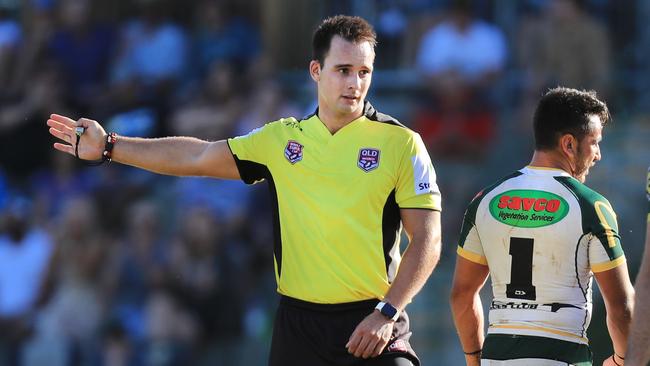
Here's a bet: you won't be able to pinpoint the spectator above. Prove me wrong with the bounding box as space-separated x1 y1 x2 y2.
192 0 261 77
170 61 243 141
0 3 21 94
166 205 245 365
0 197 55 365
514 0 612 153
414 0 507 161
32 196 110 365
108 199 168 342
109 0 188 118
234 78 302 136
517 0 611 96
48 0 116 114
30 152 99 222
374 0 408 68
139 289 196 366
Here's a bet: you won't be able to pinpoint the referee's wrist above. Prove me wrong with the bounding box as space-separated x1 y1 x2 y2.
374 301 400 321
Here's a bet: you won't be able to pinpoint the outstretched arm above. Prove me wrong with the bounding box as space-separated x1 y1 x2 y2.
450 256 490 366
346 209 441 359
47 114 240 179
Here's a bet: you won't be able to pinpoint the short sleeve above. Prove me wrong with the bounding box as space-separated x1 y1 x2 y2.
395 133 442 210
589 199 625 272
227 125 271 184
457 192 487 265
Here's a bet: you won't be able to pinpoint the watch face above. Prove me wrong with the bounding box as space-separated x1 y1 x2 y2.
381 303 397 318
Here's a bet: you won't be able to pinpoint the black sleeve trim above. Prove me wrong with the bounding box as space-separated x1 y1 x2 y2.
230 152 269 184
398 207 440 212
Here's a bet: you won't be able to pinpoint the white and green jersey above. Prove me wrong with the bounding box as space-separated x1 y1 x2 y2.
458 166 625 345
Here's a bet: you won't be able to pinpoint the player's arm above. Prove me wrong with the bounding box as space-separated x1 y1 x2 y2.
450 255 489 366
626 170 650 366
46 114 240 179
594 263 635 365
626 221 650 366
346 209 441 359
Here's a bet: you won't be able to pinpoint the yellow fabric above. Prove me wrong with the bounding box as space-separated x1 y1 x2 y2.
228 107 440 303
457 246 488 265
591 256 626 273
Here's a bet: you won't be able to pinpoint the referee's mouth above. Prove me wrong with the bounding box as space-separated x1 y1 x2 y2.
341 95 361 102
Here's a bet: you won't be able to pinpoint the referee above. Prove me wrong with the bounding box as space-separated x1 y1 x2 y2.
46 15 442 366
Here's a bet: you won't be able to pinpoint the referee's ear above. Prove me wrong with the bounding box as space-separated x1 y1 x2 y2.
309 60 321 82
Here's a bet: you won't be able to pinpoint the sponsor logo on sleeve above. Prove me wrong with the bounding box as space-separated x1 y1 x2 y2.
411 154 437 195
357 148 380 172
284 140 303 164
489 190 569 228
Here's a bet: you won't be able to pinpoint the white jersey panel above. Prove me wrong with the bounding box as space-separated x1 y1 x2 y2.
458 166 625 344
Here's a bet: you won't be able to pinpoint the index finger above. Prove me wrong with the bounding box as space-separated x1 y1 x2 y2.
346 330 362 354
50 114 77 128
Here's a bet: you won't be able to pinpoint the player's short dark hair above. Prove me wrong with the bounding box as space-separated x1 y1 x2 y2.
312 15 377 66
533 87 611 150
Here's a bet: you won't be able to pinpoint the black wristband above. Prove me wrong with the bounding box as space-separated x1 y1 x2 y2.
464 349 481 356
77 132 117 166
612 355 622 366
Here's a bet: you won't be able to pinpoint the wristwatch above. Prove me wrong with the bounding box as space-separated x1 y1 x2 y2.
375 301 400 321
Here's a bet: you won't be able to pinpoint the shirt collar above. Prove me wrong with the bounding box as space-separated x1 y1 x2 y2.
521 165 572 177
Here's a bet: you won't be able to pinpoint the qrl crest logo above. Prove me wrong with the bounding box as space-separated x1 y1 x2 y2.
284 140 303 164
358 148 380 172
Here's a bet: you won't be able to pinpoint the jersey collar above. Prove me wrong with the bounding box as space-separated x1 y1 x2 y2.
521 165 572 177
305 101 374 139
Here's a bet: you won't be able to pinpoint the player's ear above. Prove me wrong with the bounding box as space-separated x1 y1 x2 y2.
559 134 577 158
309 60 321 82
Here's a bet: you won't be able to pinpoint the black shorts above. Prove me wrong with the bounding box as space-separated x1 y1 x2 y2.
268 296 420 366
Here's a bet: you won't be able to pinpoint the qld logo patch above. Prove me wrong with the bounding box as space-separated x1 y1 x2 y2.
358 148 380 172
284 140 303 164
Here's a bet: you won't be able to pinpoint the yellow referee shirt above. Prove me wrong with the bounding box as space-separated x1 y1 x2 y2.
227 102 441 304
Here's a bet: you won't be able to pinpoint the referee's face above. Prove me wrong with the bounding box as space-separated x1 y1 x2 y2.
311 35 374 122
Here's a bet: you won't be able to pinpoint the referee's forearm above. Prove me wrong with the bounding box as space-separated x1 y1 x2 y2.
112 135 211 176
383 232 440 311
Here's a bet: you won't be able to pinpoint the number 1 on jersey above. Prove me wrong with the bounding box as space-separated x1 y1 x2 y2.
506 237 536 300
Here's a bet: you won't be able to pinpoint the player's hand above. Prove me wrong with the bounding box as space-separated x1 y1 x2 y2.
464 354 481 366
602 354 623 366
47 114 107 160
346 310 394 359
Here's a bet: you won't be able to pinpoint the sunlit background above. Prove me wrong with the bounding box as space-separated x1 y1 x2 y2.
0 0 648 365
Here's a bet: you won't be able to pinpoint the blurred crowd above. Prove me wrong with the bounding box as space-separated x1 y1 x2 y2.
0 0 647 365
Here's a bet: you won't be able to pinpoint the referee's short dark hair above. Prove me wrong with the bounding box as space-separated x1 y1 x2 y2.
533 87 611 150
312 15 377 66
